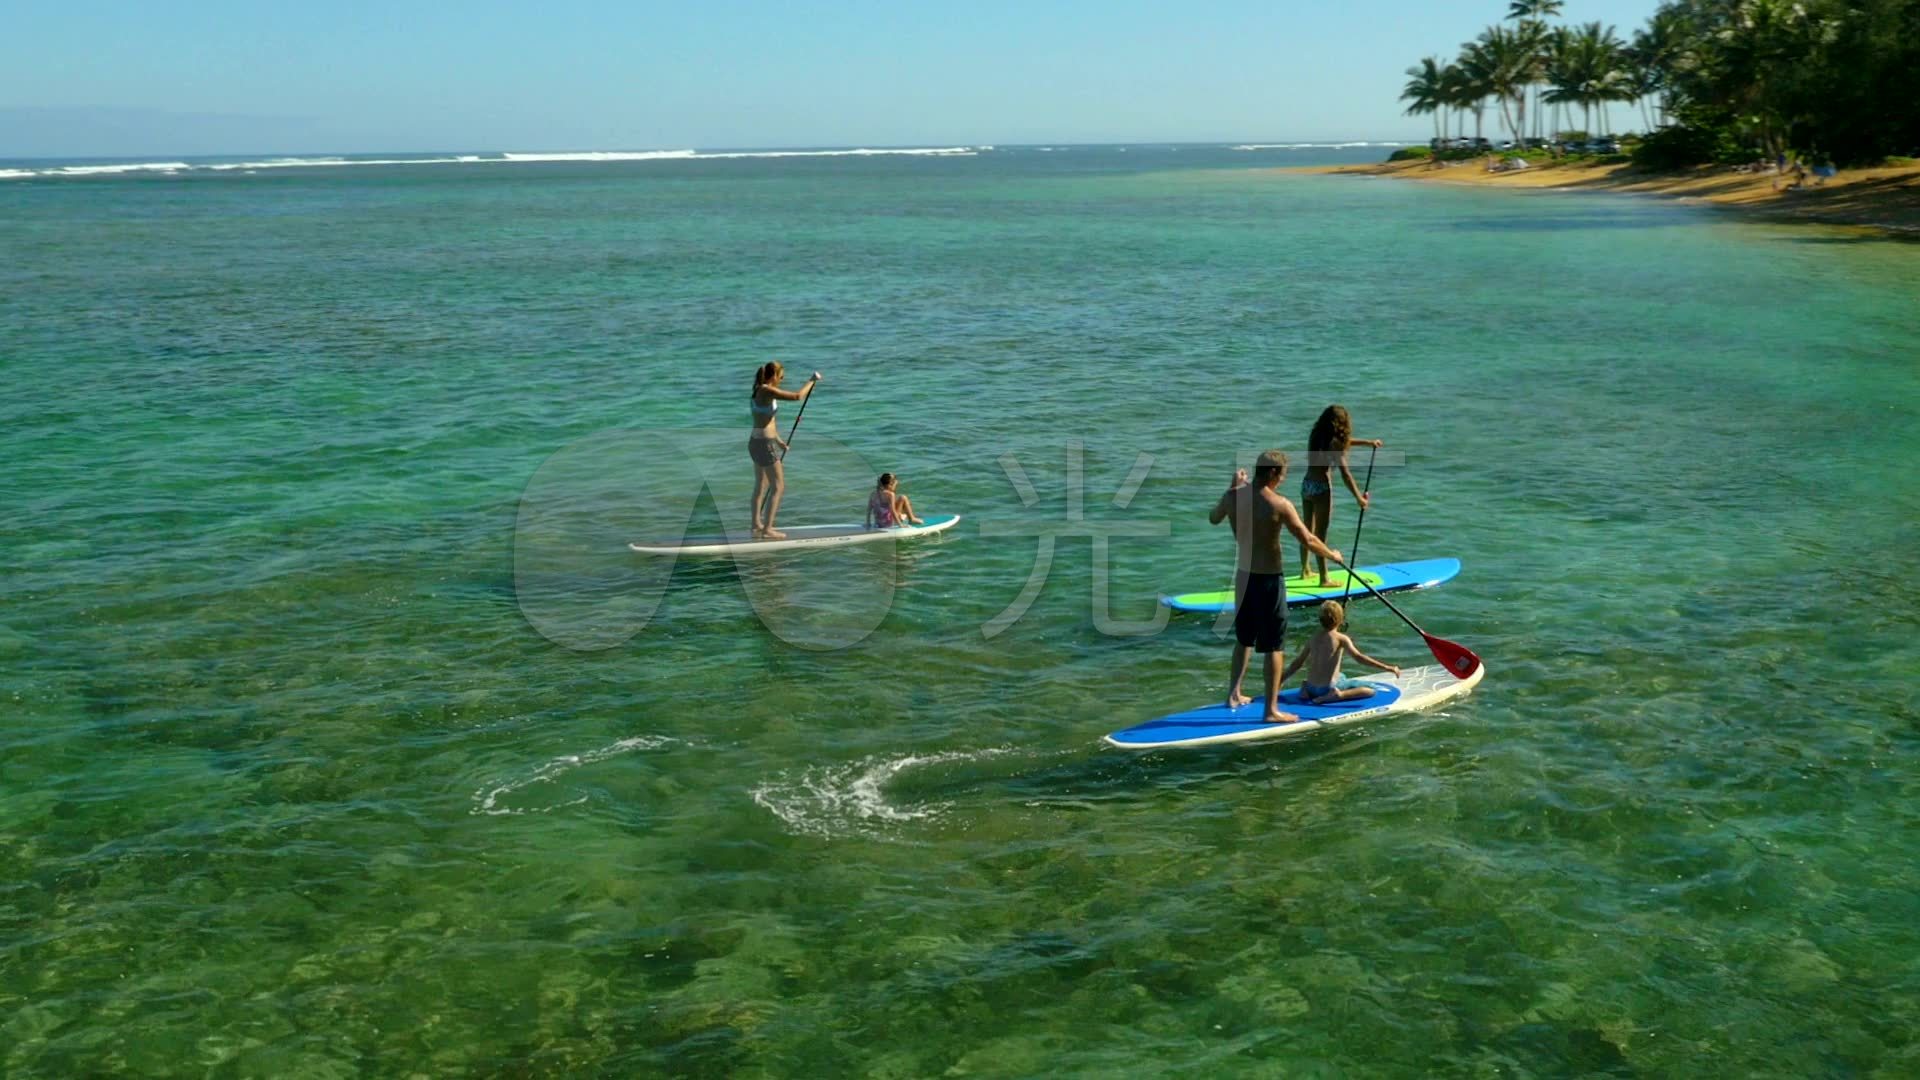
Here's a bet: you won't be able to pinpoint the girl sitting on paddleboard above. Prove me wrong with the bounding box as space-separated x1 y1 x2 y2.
1280 600 1400 704
1299 404 1382 588
866 473 924 530
749 361 819 540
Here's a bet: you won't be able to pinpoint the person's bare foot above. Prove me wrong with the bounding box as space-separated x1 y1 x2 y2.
1263 709 1301 724
1227 690 1252 709
762 528 787 540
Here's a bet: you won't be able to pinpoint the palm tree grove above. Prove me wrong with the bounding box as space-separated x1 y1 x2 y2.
1399 0 1920 167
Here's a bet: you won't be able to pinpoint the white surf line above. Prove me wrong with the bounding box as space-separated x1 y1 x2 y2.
1230 141 1381 150
471 734 679 816
0 147 991 180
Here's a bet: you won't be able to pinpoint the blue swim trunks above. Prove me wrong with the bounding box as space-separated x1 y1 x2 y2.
1301 677 1357 699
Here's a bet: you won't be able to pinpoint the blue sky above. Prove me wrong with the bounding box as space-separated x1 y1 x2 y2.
0 1 1664 156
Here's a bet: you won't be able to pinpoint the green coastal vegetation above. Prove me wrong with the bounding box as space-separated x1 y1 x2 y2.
1398 0 1920 168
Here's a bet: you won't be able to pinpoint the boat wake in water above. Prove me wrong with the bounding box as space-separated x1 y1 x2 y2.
750 746 1033 838
471 734 681 816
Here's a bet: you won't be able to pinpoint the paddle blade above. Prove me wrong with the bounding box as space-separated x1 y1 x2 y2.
1425 633 1482 679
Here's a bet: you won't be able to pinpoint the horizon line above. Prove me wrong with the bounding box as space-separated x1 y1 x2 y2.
0 139 1426 165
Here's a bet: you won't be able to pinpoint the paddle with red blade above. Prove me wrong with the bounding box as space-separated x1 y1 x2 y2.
1334 553 1482 679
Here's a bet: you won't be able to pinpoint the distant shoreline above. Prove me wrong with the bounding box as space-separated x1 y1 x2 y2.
1287 157 1920 238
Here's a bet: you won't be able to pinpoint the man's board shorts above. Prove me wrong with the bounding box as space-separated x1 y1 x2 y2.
1233 572 1287 653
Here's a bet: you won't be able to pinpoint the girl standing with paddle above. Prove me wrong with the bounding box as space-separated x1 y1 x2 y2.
1298 405 1383 588
749 361 819 540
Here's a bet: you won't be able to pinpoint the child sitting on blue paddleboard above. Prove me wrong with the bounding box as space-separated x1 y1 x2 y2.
1299 405 1383 588
866 473 923 529
1281 600 1400 704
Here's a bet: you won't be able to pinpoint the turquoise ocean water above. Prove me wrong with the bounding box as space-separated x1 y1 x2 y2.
4 143 1920 1075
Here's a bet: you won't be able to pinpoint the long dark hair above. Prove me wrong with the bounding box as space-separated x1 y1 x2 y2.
1307 405 1352 465
753 361 784 395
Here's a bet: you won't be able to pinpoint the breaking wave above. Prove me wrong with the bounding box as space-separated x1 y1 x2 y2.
0 146 986 180
1231 141 1381 150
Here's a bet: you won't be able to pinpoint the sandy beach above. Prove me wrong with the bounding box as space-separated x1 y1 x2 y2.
1298 157 1920 236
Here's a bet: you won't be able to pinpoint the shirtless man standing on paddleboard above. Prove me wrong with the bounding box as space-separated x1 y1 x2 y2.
1209 450 1348 723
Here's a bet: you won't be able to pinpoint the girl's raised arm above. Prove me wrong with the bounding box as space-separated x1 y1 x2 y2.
1340 634 1399 675
764 374 818 403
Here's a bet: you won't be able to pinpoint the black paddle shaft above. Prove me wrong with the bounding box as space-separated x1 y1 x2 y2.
1339 444 1379 612
1335 553 1425 637
779 375 819 460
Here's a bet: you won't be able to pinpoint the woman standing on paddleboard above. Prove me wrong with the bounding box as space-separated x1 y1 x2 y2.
1298 405 1382 588
749 361 819 540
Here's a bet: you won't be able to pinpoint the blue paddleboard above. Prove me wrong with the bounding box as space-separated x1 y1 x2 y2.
1103 664 1485 750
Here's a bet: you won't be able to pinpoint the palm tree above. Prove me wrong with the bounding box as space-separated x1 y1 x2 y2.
1630 7 1686 129
1543 35 1582 137
1585 23 1633 137
1461 26 1532 148
1624 53 1661 133
1700 0 1822 159
1541 22 1630 138
1543 25 1574 140
1394 0 1919 167
1441 55 1486 146
1518 18 1552 142
1401 56 1447 144
1507 0 1566 141
1505 0 1564 22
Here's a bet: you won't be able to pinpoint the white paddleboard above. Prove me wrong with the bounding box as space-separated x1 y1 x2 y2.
629 512 961 556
